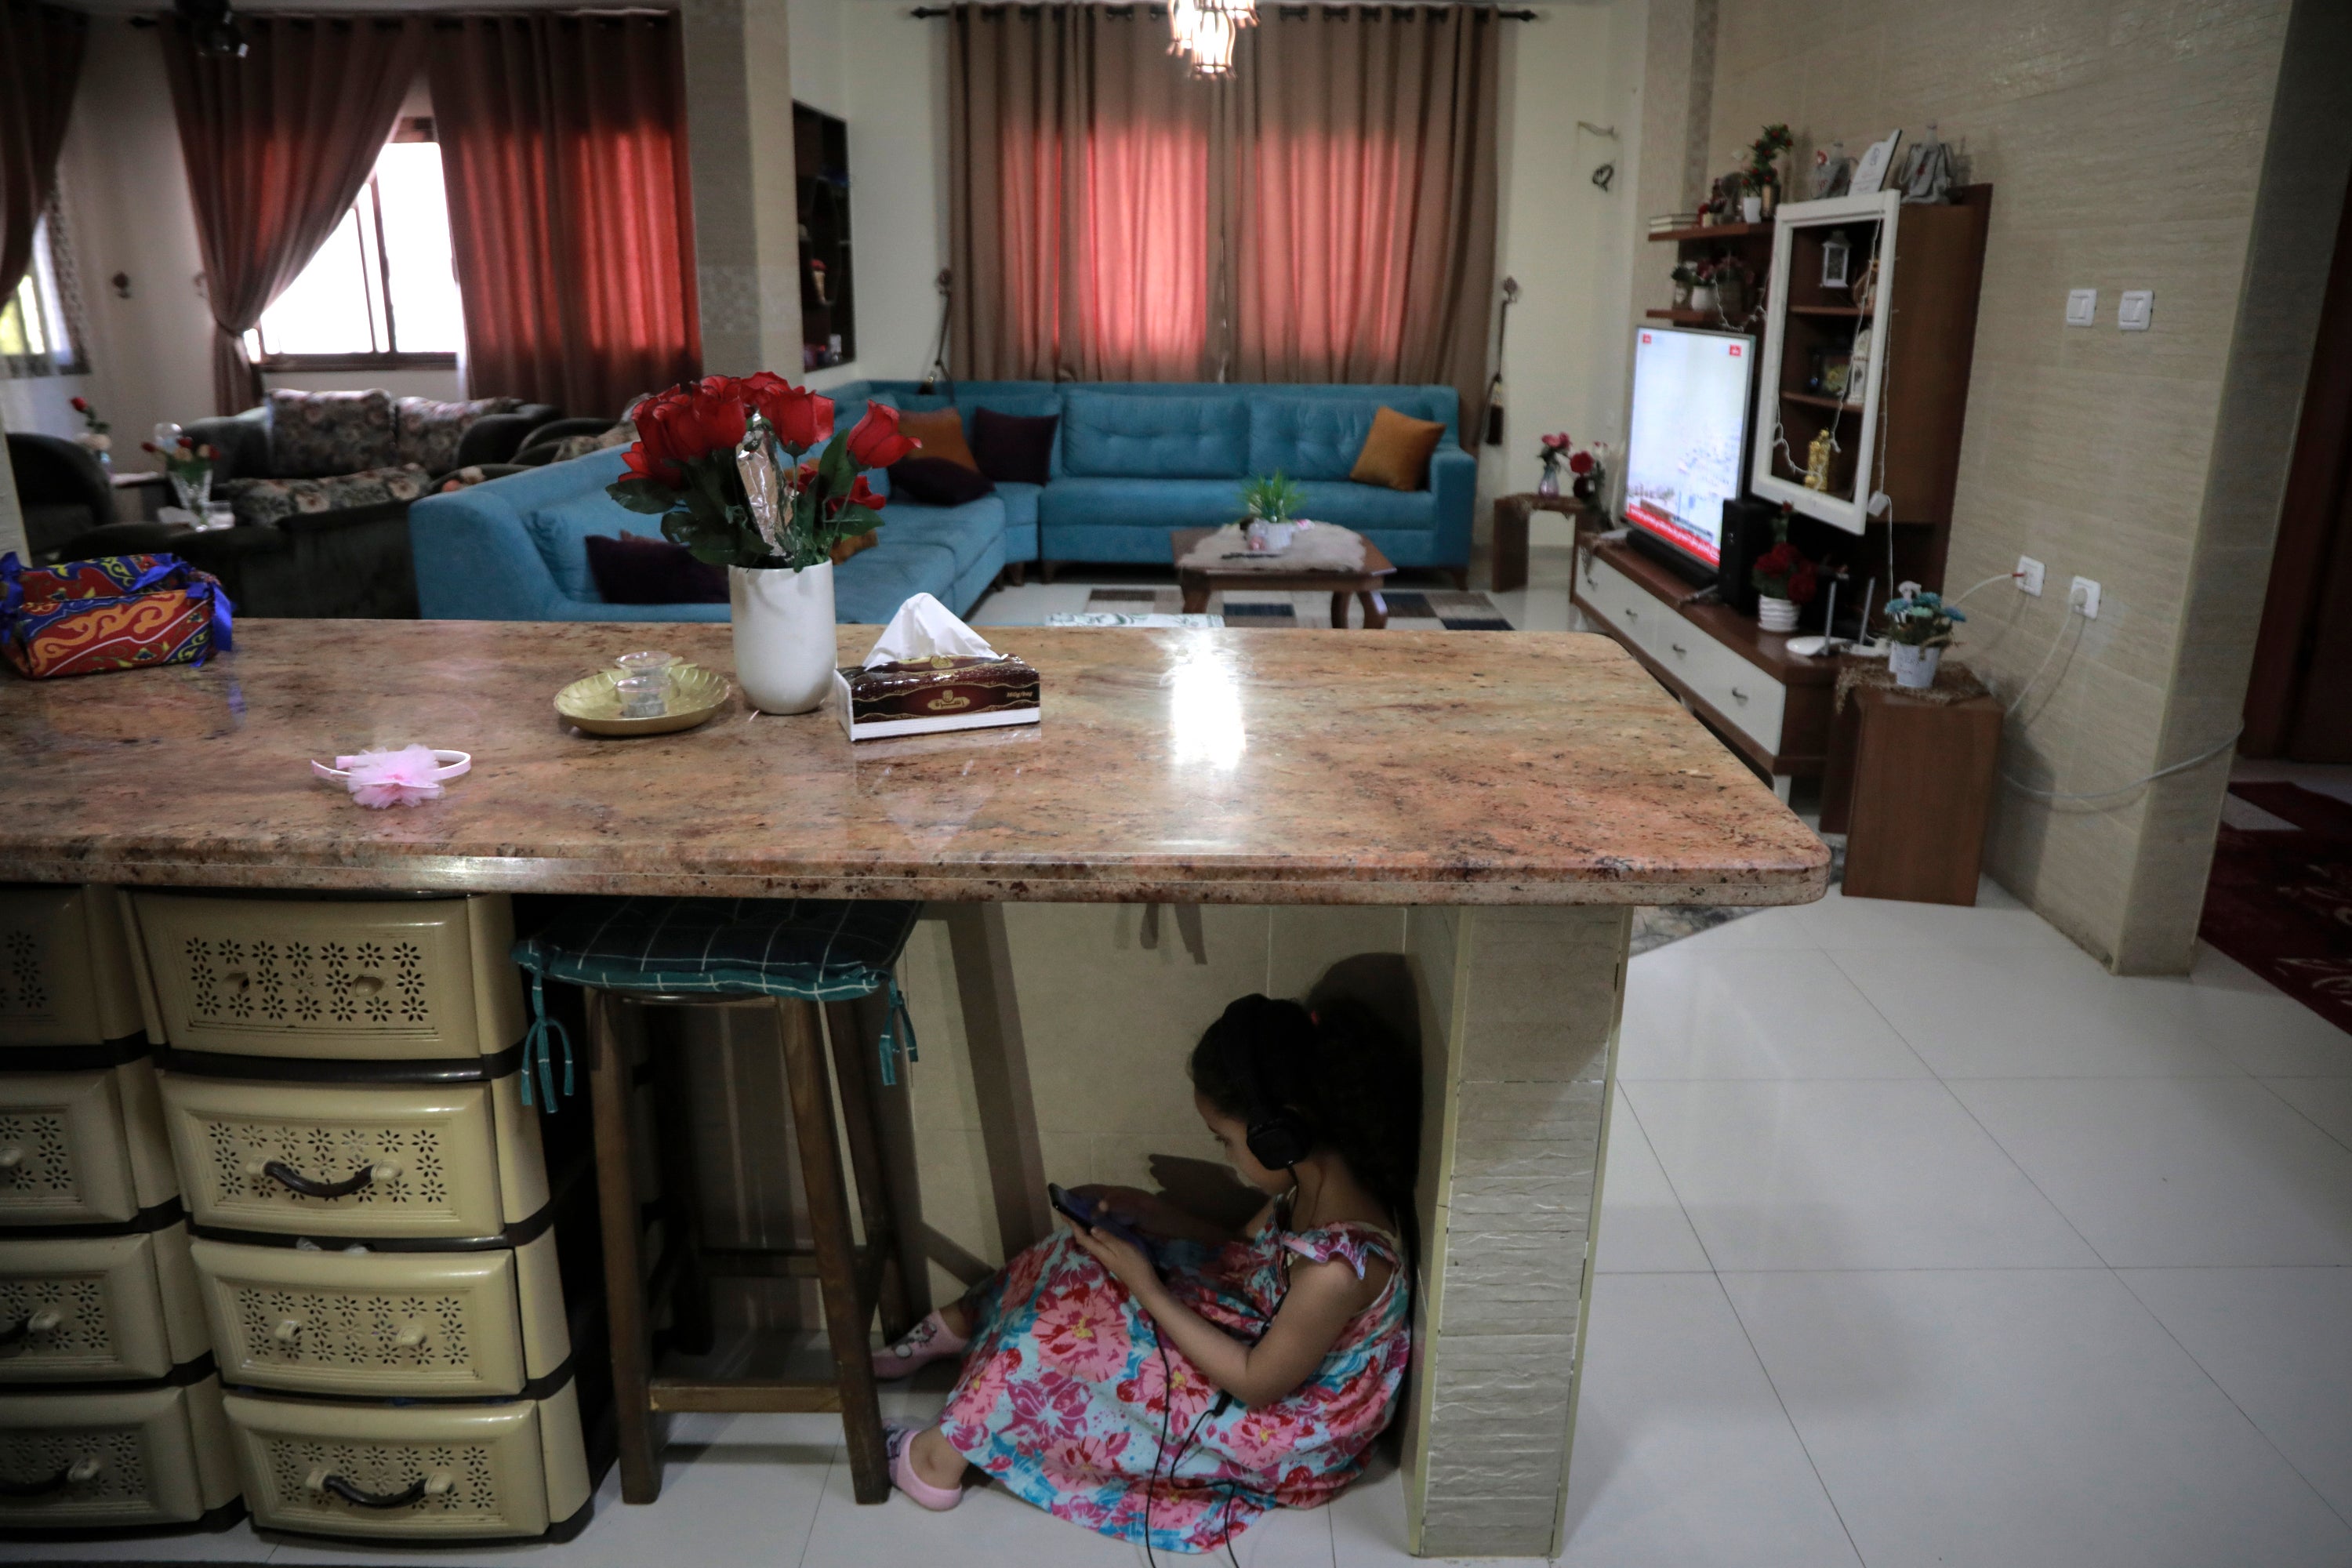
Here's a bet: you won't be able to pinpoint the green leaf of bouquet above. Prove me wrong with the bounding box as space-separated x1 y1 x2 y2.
609 477 675 515
817 430 858 493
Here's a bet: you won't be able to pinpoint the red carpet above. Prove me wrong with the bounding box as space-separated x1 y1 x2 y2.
2201 782 2352 1034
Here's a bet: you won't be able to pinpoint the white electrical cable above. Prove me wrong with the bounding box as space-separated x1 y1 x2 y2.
2004 600 2082 717
2002 728 2245 803
1946 571 2023 608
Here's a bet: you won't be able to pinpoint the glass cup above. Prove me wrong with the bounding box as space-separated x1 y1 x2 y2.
613 651 678 718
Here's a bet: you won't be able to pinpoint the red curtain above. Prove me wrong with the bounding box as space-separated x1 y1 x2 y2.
949 4 1211 381
162 15 425 414
0 0 87 299
428 13 701 417
1228 8 1501 426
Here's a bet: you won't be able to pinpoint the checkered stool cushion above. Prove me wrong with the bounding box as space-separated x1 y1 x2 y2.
513 897 924 1109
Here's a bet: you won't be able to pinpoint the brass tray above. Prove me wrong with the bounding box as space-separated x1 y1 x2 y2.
556 662 732 737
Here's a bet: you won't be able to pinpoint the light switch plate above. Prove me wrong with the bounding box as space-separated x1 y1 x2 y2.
2065 289 2097 327
2071 576 2102 619
2118 290 2154 331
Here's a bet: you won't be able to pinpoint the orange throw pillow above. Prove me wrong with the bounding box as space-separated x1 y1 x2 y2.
1348 406 1446 492
898 407 980 472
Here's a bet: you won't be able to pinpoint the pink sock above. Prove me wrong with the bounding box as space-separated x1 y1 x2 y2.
887 1425 964 1512
872 1308 970 1381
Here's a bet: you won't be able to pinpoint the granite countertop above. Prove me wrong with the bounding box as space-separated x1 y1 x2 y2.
0 620 1829 905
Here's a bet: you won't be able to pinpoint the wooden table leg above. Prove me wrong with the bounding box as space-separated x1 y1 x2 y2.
1492 495 1533 593
942 905 1051 1258
824 995 915 1341
587 989 661 1504
1181 575 1210 615
1329 591 1351 629
647 1013 715 1356
778 999 891 1505
1359 590 1388 630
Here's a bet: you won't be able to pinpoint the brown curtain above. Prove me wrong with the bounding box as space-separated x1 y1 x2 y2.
947 1 1500 415
0 0 89 299
162 15 425 414
949 4 1213 381
428 13 701 416
1227 7 1501 432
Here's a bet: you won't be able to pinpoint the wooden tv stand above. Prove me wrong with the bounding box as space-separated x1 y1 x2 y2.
1573 538 1836 800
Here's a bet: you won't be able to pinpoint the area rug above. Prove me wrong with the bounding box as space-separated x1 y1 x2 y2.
2201 782 2352 1035
1080 586 1514 630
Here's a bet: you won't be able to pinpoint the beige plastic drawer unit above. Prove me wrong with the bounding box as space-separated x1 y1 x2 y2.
0 1064 178 1227
0 1222 209 1385
161 1073 549 1242
227 1378 592 1541
0 1376 239 1533
130 893 525 1062
191 1229 571 1399
0 885 145 1050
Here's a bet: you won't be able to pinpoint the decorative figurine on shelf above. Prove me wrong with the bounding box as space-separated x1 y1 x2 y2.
1811 141 1853 200
1897 122 1956 204
1803 426 1837 492
1821 231 1852 290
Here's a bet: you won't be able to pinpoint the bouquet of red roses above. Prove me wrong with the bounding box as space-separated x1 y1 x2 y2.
1751 539 1817 604
607 373 920 570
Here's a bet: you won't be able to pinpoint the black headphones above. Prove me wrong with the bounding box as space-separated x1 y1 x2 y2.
1221 998 1315 1171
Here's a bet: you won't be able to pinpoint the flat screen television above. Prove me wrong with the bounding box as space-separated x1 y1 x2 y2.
1621 326 1755 579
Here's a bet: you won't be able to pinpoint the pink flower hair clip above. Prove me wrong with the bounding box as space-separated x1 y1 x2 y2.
310 746 472 809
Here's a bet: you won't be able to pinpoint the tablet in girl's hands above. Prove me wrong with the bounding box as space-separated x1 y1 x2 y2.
1048 1182 1155 1256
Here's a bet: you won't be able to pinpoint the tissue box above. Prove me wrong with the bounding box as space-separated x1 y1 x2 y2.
834 654 1041 741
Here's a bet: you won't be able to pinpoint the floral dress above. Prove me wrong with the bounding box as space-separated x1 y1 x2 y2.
939 1207 1410 1554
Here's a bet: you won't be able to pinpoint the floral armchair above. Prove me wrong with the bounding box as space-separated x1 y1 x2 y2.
169 388 558 616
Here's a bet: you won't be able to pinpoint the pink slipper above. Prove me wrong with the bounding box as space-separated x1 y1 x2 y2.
872 1308 969 1381
886 1424 964 1512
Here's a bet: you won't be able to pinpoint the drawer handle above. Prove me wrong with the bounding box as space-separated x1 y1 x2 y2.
0 1309 50 1352
393 1322 427 1349
1670 642 1688 655
258 1159 401 1200
1621 608 1638 621
0 1145 22 1171
311 1470 452 1509
1730 687 1751 703
273 1317 304 1343
0 1457 99 1497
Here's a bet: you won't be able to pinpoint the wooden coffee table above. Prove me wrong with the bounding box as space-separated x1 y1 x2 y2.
1172 528 1397 629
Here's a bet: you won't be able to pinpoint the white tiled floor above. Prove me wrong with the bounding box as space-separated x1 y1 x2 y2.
62 877 2352 1566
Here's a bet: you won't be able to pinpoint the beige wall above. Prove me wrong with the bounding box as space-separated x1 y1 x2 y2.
1682 0 2350 971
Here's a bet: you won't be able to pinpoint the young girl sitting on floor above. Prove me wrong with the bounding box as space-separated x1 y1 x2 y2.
872 993 1420 1554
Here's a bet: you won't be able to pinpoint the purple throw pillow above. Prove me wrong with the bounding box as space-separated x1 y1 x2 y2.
971 407 1058 486
585 531 728 604
890 455 996 506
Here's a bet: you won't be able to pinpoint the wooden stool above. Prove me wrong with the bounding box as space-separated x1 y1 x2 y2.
514 898 923 1508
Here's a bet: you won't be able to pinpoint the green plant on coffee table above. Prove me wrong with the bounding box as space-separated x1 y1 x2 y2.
1240 471 1305 525
1880 586 1965 647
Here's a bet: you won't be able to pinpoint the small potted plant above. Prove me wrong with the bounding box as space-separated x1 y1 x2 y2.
142 434 221 518
1239 471 1305 551
71 396 111 469
1751 538 1816 633
1879 583 1964 688
1670 261 1697 309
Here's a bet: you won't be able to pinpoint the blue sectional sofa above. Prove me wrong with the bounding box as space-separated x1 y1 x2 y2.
410 380 1472 622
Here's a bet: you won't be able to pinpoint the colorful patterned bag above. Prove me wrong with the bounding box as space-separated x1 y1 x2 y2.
1 553 236 679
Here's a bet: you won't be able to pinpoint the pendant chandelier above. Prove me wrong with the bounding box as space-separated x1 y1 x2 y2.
1167 0 1252 76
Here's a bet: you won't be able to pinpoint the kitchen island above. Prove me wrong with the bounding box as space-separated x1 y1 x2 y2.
0 619 1825 1558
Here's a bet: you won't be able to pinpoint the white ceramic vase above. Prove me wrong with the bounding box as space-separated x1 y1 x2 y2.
1757 595 1800 633
1889 642 1943 690
1690 285 1717 314
1244 519 1296 553
729 561 837 714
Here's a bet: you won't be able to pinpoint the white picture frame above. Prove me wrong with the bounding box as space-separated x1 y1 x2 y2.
1849 130 1904 197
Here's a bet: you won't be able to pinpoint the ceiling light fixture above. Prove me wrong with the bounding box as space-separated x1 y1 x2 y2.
176 0 248 57
1168 0 1253 77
